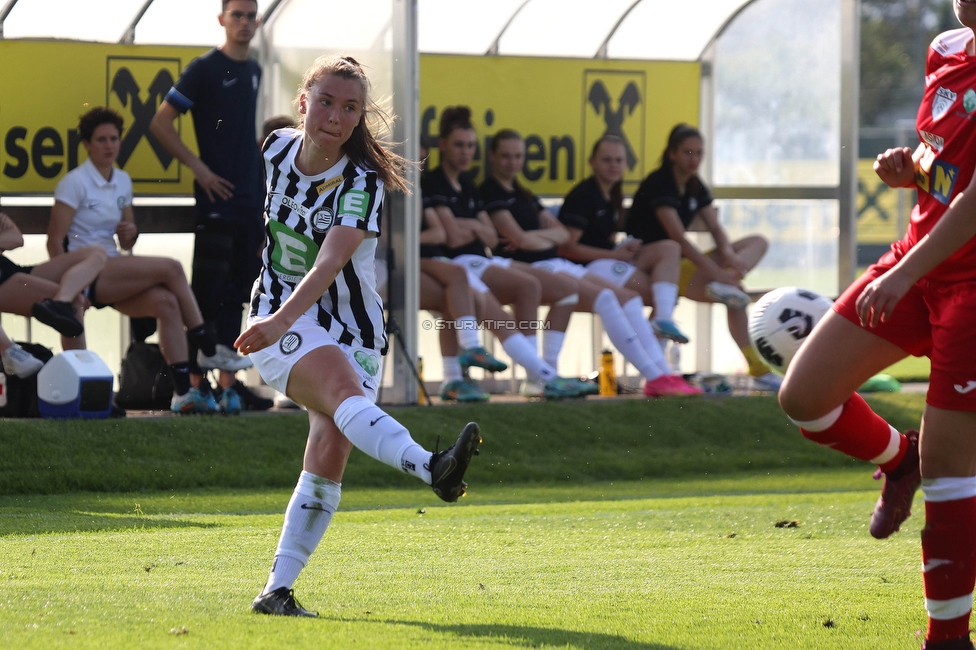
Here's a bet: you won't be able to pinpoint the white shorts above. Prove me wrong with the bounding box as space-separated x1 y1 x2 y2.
431 256 490 294
585 259 638 287
451 254 512 281
531 257 589 279
247 313 383 403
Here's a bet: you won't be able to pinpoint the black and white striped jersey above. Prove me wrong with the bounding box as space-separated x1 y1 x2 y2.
250 128 388 353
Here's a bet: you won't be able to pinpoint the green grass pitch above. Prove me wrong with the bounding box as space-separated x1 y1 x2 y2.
0 395 931 649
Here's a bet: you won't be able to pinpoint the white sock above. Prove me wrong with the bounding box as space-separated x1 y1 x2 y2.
456 316 480 350
265 471 341 593
652 282 679 321
442 357 462 382
593 289 664 381
525 333 538 354
622 296 671 374
542 330 566 369
332 396 432 483
501 333 557 381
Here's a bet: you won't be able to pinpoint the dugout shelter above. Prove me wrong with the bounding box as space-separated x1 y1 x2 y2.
0 0 858 404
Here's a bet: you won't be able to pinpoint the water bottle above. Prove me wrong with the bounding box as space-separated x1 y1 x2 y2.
417 357 425 405
667 343 681 373
599 349 617 396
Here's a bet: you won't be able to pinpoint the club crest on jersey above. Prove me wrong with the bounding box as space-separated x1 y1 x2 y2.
933 87 957 120
311 207 335 234
919 130 944 152
965 89 976 114
280 332 302 355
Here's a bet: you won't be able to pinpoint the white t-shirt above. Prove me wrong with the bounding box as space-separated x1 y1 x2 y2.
53 158 133 257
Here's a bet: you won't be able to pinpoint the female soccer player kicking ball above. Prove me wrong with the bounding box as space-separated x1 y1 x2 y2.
236 55 481 617
781 3 976 647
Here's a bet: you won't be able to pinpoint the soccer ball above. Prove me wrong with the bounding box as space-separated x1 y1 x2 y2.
748 287 833 375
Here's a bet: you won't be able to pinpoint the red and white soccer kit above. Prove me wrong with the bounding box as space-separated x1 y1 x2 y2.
835 27 976 411
833 29 976 646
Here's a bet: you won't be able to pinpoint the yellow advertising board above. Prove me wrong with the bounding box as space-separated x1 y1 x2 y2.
420 54 700 196
0 44 699 200
0 40 207 196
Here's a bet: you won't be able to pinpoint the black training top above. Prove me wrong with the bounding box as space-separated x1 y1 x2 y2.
165 48 263 211
626 166 713 243
558 176 619 255
421 167 488 258
419 208 446 259
479 176 557 263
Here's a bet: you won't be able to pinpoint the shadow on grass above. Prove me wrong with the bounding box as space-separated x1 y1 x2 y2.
368 618 679 649
0 513 218 537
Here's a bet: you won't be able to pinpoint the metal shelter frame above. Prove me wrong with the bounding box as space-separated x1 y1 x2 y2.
0 0 859 402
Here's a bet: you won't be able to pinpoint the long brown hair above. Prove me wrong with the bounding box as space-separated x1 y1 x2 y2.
295 55 408 192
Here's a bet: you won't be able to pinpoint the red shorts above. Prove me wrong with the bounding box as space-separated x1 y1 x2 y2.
834 256 976 411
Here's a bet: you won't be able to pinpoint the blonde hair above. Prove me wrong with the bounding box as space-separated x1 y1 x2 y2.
295 55 408 192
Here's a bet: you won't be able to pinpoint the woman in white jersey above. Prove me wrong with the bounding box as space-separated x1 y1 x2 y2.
236 55 481 617
47 107 251 415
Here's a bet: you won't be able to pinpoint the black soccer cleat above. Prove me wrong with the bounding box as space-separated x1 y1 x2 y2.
429 422 482 503
31 299 84 337
251 587 318 617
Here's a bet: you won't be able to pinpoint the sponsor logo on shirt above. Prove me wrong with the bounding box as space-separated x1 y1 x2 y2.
222 78 238 88
339 190 370 220
117 196 126 210
268 220 318 280
688 197 698 213
919 130 944 152
316 174 344 196
280 195 310 218
965 89 976 114
933 87 957 120
916 158 959 206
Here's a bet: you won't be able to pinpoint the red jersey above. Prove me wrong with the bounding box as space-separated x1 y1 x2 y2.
890 28 976 281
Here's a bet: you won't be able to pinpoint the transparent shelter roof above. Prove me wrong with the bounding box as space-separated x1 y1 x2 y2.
1 0 753 61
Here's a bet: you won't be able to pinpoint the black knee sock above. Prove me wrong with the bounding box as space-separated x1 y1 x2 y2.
170 362 192 396
187 325 216 357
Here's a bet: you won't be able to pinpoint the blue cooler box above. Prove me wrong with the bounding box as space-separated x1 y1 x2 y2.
38 350 114 419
